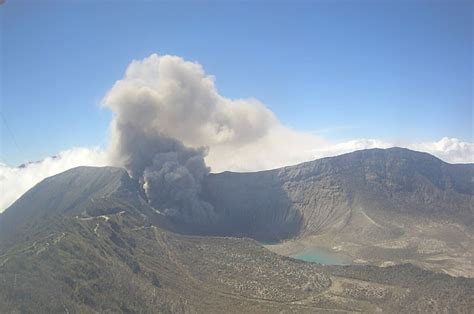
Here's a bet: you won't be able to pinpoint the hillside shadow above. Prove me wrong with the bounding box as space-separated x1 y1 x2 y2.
190 171 303 243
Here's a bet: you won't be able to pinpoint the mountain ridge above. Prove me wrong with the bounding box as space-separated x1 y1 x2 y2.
1 147 472 242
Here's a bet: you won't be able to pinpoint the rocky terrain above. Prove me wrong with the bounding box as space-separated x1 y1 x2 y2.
202 148 474 277
267 206 474 278
0 148 473 312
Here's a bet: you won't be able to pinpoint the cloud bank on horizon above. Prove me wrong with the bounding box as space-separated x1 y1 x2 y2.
1 54 472 213
0 148 110 213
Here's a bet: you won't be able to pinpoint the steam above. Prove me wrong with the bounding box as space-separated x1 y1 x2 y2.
103 54 278 151
102 56 222 222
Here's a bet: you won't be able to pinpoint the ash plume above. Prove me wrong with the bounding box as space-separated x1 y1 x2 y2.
101 53 325 172
107 120 215 223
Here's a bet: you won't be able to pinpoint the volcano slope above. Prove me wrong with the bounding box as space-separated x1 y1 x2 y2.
0 148 473 312
202 148 474 277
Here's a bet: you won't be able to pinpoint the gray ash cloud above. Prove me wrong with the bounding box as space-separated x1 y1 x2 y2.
105 116 215 224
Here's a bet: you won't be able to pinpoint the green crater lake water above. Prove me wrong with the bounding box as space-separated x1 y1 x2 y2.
291 249 350 265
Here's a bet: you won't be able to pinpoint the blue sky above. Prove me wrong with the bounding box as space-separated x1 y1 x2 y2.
1 0 472 166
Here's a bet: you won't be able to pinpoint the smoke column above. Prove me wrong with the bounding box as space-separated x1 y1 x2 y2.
107 121 215 223
102 55 219 223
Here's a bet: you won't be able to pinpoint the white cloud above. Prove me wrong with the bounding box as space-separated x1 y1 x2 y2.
310 139 394 161
0 147 109 212
219 136 473 172
409 137 474 164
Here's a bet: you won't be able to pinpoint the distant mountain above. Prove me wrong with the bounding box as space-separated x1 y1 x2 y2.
202 147 473 239
1 148 473 312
